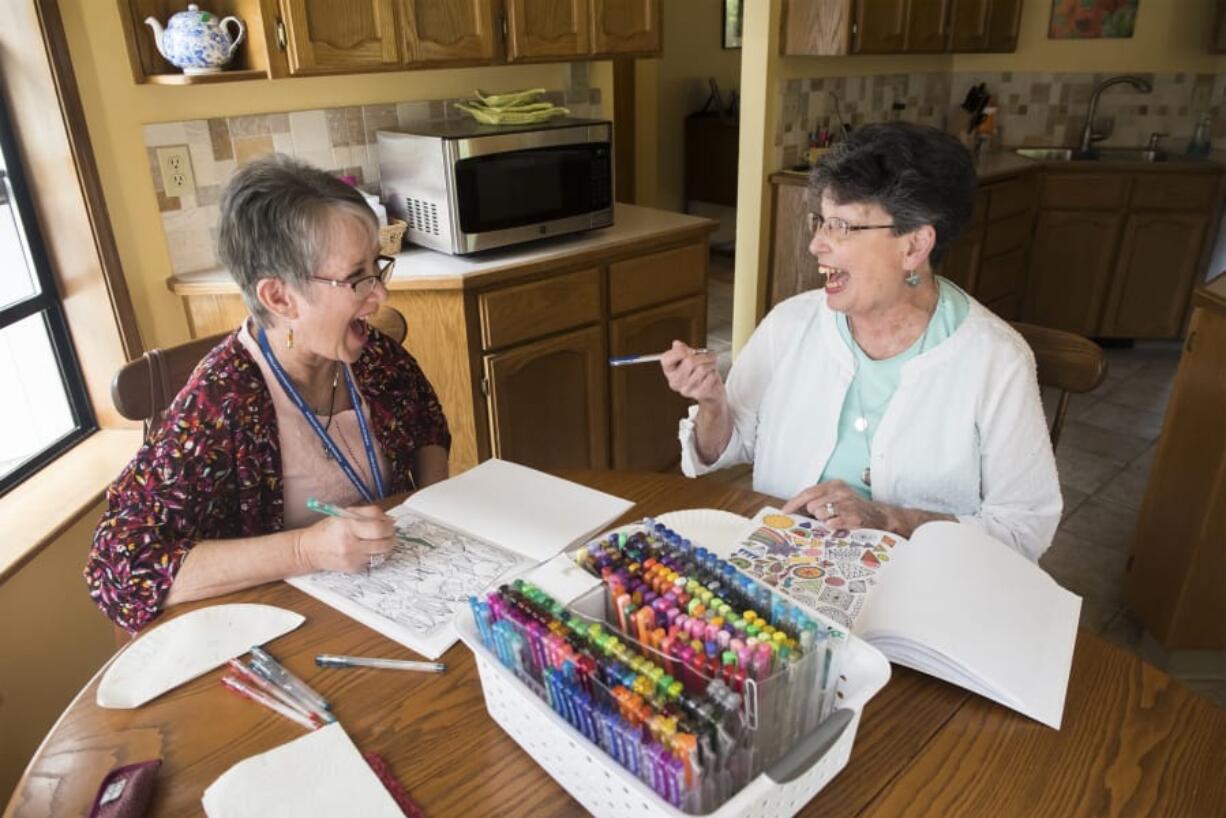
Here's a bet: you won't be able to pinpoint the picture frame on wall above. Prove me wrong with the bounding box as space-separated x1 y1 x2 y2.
1048 0 1140 39
723 0 742 49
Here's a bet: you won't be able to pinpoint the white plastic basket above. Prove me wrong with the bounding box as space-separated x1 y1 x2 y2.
455 603 891 818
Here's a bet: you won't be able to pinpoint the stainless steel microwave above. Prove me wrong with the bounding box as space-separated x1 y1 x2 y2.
376 118 613 255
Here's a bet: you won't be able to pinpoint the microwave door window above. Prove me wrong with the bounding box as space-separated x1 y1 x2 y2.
455 144 611 234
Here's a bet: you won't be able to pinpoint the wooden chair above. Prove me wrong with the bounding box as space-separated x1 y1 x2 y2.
1009 321 1107 449
111 306 409 439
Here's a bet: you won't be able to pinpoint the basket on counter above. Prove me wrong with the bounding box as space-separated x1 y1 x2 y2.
378 219 407 255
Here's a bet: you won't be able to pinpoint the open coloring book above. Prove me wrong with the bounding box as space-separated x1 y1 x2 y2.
720 508 1080 730
288 460 632 659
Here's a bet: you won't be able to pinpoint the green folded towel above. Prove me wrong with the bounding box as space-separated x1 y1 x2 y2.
455 88 569 125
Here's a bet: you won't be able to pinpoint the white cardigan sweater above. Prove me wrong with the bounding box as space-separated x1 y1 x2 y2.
679 289 1061 562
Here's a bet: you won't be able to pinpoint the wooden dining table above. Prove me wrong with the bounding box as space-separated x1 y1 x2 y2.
6 469 1226 817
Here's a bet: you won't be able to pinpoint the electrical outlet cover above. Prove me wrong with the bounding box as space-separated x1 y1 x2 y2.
156 145 196 197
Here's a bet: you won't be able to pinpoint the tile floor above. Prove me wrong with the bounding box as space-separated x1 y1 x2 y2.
702 249 1226 710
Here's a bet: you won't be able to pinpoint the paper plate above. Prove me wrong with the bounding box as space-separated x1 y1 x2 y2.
97 603 304 709
654 508 754 558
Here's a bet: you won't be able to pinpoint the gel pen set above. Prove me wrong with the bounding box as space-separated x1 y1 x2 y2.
467 520 848 814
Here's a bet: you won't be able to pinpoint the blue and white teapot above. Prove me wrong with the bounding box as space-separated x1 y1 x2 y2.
145 4 245 75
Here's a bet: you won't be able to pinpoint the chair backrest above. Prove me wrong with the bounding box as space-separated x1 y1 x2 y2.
111 307 409 440
111 331 231 440
1009 321 1107 449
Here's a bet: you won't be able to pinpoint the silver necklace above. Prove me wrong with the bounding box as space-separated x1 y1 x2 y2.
847 316 873 487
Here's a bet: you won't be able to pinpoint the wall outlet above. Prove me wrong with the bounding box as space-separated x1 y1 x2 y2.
156 145 195 198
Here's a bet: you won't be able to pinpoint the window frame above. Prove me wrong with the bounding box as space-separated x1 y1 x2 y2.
0 86 96 496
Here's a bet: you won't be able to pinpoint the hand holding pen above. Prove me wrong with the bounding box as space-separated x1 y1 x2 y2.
659 340 726 407
303 497 395 573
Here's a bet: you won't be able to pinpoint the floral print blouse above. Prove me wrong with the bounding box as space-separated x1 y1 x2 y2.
85 328 450 632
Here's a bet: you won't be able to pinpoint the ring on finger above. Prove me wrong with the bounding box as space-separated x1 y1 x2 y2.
368 553 386 569
824 502 837 519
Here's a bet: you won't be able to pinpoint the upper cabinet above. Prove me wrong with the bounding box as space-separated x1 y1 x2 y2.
782 0 1020 55
505 0 660 62
505 0 589 61
278 0 402 75
121 0 658 84
400 0 501 66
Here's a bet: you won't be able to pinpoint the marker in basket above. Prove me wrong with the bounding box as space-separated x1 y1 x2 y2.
608 348 709 367
316 654 446 673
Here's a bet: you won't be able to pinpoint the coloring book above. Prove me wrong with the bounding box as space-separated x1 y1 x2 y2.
722 508 1080 730
288 459 632 659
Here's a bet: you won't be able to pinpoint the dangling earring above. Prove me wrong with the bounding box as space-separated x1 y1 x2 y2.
286 326 295 349
904 269 921 288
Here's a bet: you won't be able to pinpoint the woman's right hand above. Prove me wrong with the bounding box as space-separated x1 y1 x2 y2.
660 340 726 407
298 506 396 573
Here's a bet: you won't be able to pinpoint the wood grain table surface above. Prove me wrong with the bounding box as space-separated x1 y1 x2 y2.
5 470 1225 817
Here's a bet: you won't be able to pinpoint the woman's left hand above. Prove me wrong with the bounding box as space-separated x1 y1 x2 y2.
781 480 891 531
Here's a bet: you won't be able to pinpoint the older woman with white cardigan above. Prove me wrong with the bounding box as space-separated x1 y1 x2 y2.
661 123 1060 562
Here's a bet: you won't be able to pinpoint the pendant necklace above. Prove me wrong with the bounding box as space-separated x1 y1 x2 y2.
318 364 341 461
848 316 873 487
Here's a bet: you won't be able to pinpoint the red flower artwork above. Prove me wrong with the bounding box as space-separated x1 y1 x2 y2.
1049 0 1139 39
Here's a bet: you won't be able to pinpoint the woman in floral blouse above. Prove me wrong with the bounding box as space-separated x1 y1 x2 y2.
87 155 450 632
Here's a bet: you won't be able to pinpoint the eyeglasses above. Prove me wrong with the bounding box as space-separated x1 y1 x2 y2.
309 255 396 298
807 213 896 240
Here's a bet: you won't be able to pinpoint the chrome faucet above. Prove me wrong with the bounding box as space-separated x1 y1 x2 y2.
1078 75 1153 154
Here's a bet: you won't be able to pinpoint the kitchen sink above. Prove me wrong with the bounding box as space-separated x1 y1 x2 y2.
1015 147 1169 162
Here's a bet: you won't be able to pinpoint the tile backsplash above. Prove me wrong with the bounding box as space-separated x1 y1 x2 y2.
147 86 601 276
777 70 1224 171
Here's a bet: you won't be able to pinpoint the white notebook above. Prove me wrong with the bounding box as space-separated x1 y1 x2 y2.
714 509 1080 729
288 460 632 658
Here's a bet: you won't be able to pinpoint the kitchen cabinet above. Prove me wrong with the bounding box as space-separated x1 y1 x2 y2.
278 0 402 75
1025 168 1223 338
780 0 1017 55
949 0 1021 52
1099 212 1209 338
400 0 500 65
1126 273 1226 650
767 178 824 308
121 0 656 84
609 295 706 471
168 204 714 475
505 0 660 61
1213 0 1226 52
483 325 608 471
1025 209 1123 335
505 0 589 60
941 189 987 292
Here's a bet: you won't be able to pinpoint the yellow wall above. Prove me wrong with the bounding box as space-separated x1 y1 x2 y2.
59 1 613 350
646 0 742 211
0 503 115 805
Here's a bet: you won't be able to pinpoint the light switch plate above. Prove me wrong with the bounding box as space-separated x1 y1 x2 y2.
156 145 195 197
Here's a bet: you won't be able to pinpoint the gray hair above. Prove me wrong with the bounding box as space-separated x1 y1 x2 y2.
809 122 976 267
217 154 377 325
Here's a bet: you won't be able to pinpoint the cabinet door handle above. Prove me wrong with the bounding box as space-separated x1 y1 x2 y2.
1186 330 1197 353
500 14 508 42
276 18 287 50
480 377 489 398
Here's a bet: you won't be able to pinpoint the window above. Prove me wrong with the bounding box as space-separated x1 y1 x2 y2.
0 91 94 494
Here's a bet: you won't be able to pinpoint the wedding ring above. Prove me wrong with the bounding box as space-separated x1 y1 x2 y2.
368 554 385 570
824 502 837 518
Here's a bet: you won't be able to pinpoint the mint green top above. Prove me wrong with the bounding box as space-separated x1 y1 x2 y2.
821 277 970 498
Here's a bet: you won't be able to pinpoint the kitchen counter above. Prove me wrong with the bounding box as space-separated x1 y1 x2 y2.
769 148 1226 187
169 203 716 295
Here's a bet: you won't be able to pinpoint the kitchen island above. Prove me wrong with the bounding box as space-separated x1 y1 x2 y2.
169 203 717 475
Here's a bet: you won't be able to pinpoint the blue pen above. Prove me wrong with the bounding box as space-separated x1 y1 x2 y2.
608 348 709 367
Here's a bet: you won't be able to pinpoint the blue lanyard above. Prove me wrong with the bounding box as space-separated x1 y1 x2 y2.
257 327 385 502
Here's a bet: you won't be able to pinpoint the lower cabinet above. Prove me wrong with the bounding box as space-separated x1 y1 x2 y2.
1024 209 1123 335
483 324 608 471
1100 212 1210 339
609 295 706 471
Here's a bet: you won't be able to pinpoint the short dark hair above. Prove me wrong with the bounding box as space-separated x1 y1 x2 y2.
809 122 977 267
218 154 376 325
